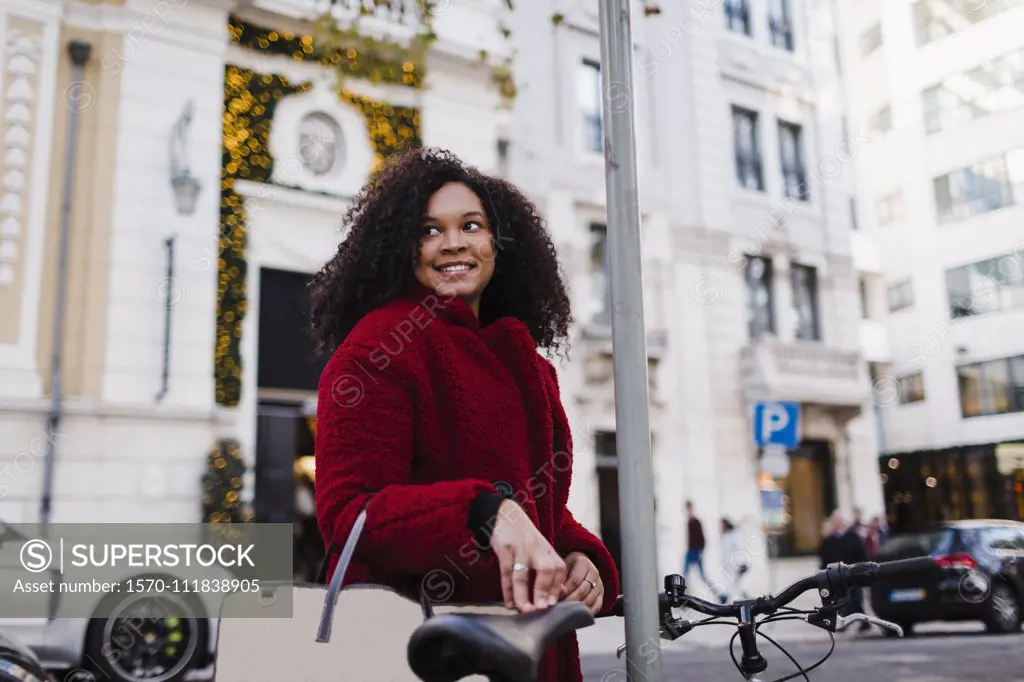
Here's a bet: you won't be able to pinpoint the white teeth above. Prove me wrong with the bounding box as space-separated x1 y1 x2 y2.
438 264 471 273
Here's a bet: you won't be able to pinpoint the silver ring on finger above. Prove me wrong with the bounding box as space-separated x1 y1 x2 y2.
513 562 528 573
584 578 596 590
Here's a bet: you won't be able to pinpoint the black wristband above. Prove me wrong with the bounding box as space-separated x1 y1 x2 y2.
468 492 504 550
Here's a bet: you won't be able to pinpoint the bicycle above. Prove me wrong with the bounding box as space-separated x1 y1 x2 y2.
406 556 935 682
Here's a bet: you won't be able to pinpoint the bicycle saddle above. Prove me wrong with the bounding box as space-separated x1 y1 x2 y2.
407 601 594 682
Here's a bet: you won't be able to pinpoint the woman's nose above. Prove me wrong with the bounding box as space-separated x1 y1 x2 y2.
440 228 468 252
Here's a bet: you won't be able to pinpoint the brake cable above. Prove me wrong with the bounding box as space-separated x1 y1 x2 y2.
723 610 837 682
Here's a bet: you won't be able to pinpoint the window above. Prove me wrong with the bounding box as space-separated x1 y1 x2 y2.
922 48 1024 134
768 0 794 51
887 279 914 312
746 256 775 338
898 373 926 404
849 197 859 231
933 148 1024 224
958 354 1024 417
791 264 820 341
859 276 869 319
724 0 751 36
983 526 1024 554
589 223 609 325
833 33 843 78
859 22 882 57
732 106 764 191
912 0 1024 47
778 120 808 201
876 190 904 226
946 252 1024 317
579 59 603 154
868 105 892 135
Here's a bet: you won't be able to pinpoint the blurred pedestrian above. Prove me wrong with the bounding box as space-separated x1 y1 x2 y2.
872 514 890 544
683 501 724 600
819 512 870 631
309 148 619 682
718 518 750 603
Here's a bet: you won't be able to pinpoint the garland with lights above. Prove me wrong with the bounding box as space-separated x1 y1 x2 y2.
228 14 424 89
216 63 421 407
217 66 310 406
201 439 252 523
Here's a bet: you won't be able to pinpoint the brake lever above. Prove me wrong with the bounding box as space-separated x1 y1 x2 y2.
835 613 904 636
616 619 694 658
806 610 903 636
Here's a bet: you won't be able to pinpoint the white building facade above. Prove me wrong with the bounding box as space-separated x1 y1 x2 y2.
838 0 1024 532
0 0 510 527
0 0 886 611
509 0 883 593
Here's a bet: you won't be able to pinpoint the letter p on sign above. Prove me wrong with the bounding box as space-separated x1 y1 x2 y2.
754 401 800 448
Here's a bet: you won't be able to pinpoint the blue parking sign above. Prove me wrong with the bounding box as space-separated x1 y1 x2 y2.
754 401 800 448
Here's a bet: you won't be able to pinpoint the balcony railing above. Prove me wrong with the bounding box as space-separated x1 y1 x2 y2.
741 337 865 409
580 323 669 360
250 0 427 33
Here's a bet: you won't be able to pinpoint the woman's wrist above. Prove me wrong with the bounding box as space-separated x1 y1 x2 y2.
468 491 505 549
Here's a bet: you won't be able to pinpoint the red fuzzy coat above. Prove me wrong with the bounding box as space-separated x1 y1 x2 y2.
315 284 620 682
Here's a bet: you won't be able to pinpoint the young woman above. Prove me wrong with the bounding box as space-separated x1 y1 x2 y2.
308 148 620 682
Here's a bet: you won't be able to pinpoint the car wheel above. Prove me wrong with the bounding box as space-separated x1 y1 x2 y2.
982 581 1021 634
82 591 207 682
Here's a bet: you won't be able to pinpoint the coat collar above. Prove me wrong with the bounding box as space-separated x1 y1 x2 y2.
402 281 481 330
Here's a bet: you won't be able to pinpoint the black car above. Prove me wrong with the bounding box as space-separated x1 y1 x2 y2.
870 520 1024 635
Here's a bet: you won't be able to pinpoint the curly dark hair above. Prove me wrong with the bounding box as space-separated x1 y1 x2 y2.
308 147 573 356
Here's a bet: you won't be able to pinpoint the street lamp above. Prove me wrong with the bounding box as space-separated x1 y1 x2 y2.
157 100 201 402
171 170 201 217
169 99 201 216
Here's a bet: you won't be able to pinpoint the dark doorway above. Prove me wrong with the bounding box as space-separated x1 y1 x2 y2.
254 402 303 524
774 439 837 556
257 267 329 393
254 266 329 581
595 431 622 574
597 466 622 575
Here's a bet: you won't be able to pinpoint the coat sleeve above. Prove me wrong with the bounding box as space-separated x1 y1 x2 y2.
555 507 621 614
315 339 498 579
539 357 621 614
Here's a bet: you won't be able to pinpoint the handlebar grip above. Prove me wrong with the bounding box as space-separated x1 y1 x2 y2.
842 561 878 588
876 557 935 582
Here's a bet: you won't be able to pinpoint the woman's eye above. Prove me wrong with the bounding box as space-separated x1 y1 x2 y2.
464 221 483 232
422 226 441 237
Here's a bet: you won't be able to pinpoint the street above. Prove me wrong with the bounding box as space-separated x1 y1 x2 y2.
582 629 1024 681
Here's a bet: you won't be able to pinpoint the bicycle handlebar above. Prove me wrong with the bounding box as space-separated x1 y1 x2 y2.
609 556 936 621
680 557 935 619
607 557 936 679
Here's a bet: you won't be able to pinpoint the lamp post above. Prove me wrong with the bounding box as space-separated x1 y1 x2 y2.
157 101 202 402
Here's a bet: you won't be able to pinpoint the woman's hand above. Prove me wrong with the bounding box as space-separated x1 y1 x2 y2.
490 499 566 612
559 551 604 615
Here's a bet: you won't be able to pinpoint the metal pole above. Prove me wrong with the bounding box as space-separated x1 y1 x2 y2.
40 40 92 525
596 2 662 680
155 236 175 402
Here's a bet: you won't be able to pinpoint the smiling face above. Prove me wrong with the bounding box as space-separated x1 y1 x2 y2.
413 182 496 314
